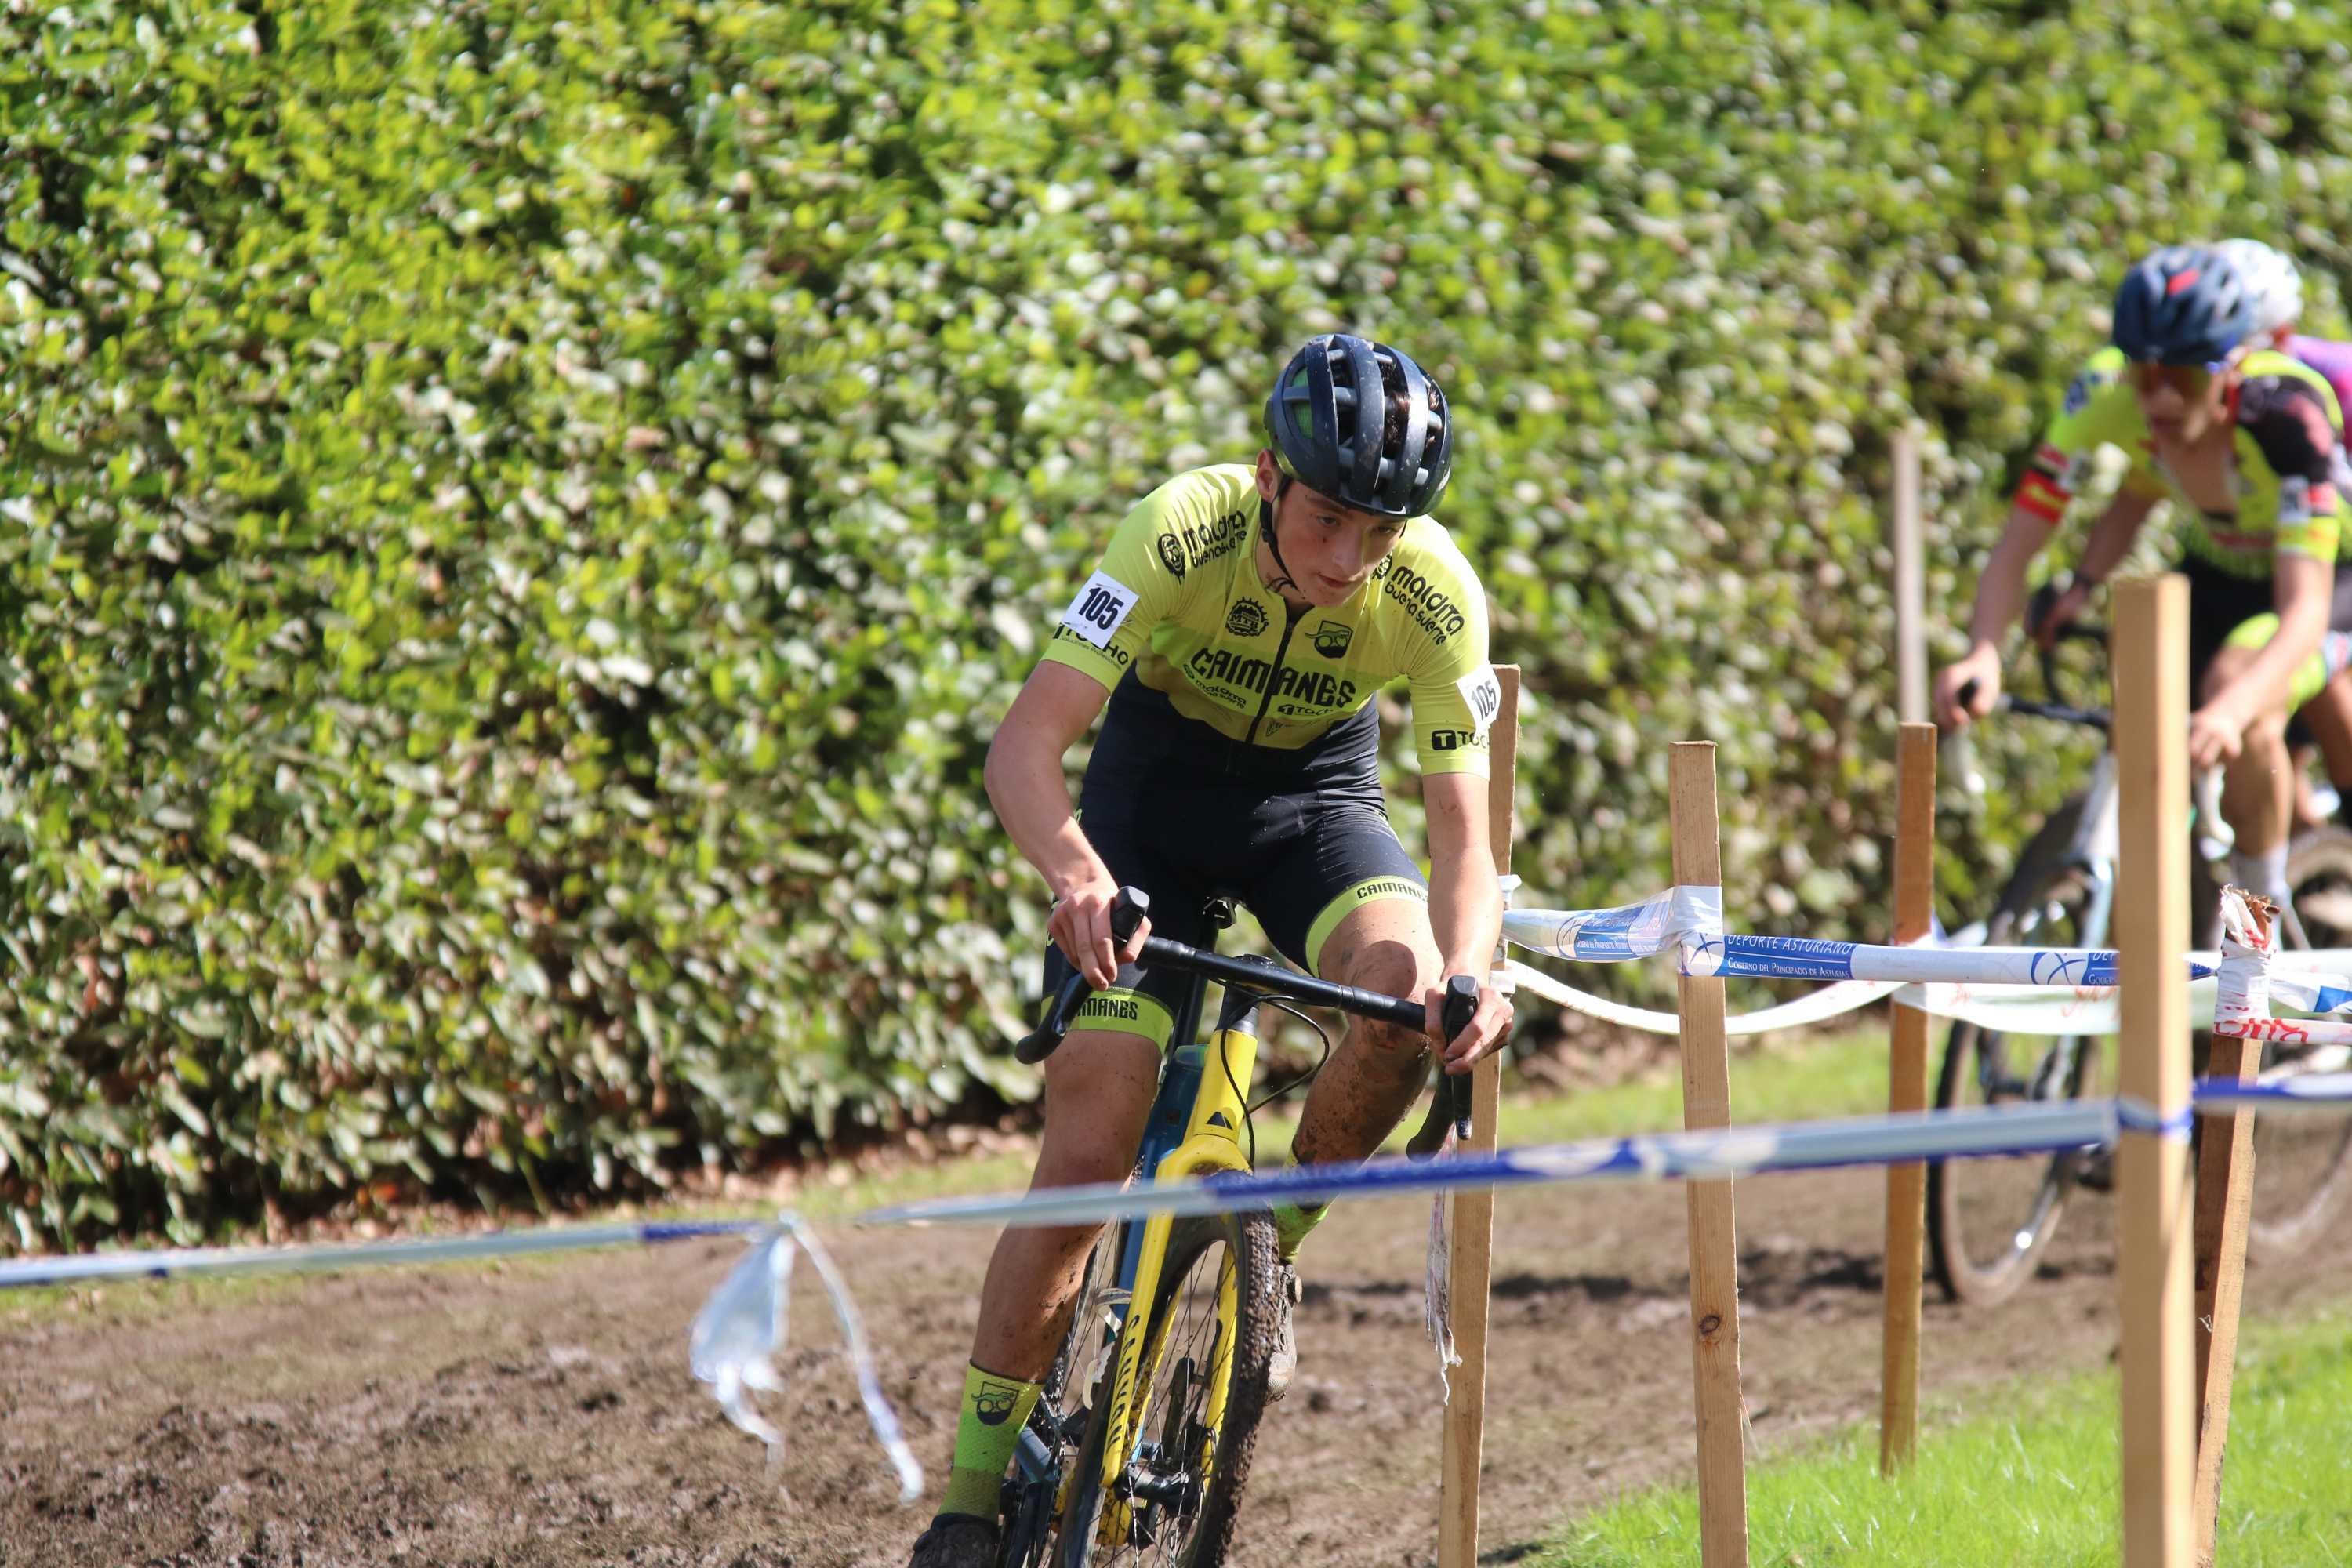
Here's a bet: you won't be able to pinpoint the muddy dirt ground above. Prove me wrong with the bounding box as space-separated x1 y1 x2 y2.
5 1145 2349 1568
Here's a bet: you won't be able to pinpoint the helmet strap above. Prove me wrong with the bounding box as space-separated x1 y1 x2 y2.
1259 476 1301 597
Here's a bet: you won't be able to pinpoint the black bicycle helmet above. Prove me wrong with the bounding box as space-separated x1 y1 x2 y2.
2111 245 2260 367
1263 334 1454 517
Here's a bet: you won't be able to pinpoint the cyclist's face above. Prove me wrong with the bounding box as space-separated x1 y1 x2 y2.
2129 359 2234 445
1254 452 1406 604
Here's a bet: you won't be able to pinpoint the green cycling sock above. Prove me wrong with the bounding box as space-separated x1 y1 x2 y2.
1272 1157 1330 1260
937 1361 1043 1519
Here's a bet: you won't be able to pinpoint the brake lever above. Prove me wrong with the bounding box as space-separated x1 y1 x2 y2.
1014 971 1091 1066
1406 975 1484 1159
1011 888 1153 1065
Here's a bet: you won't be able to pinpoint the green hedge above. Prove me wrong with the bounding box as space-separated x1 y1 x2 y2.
3 0 2347 1245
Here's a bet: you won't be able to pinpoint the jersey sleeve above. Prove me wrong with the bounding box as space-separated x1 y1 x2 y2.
1396 539 1498 780
2243 378 2345 564
1036 475 1207 691
2013 349 2161 522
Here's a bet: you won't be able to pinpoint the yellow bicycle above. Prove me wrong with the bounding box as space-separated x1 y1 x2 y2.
996 887 1476 1567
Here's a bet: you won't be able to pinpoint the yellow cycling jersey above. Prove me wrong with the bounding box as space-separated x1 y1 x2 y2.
1040 465 1499 777
2016 347 2347 579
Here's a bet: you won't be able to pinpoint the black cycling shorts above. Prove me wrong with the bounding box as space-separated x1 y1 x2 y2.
1040 674 1427 1049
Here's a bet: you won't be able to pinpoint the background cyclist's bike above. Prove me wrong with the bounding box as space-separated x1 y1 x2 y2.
998 888 1478 1567
1928 610 2352 1305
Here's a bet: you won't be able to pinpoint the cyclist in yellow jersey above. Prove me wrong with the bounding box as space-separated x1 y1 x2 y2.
2060 238 2352 827
1935 245 2352 909
907 336 1513 1566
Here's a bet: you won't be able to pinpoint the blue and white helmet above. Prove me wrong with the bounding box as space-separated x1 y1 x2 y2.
2212 238 2303 343
2111 245 2261 367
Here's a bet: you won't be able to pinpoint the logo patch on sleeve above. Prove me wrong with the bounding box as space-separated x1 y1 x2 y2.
1456 665 1503 735
2279 475 2334 524
1059 571 1139 649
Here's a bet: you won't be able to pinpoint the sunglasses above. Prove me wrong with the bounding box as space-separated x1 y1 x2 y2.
2125 358 2234 398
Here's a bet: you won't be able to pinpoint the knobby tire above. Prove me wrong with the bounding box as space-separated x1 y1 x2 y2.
1053 1210 1279 1568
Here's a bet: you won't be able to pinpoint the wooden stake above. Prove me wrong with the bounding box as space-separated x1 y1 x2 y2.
2114 575 2194 1568
1893 428 1929 725
1879 720 1936 1474
2190 1023 2259 1566
1439 666 1519 1568
1669 741 1749 1568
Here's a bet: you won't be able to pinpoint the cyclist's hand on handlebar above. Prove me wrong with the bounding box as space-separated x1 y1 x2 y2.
1050 877 1149 989
2188 701 2247 771
1933 648 2001 732
2029 575 2094 652
1428 978 1513 1075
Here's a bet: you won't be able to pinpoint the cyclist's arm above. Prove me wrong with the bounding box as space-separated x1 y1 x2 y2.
985 661 1143 989
1423 770 1511 1069
2070 488 2161 590
2205 553 2333 726
2021 488 2163 649
996 473 1236 982
1960 488 2154 652
1937 491 2160 724
1957 500 2060 656
1940 354 2149 726
2208 376 2347 725
1935 499 2063 725
1395 533 1512 1065
986 661 1114 902
1973 354 2135 645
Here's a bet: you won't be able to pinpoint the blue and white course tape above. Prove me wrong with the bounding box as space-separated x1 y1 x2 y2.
0 1218 767 1290
859 1099 2154 1232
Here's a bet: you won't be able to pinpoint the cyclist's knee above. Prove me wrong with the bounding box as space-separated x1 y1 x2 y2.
1342 953 1436 1065
2237 707 2292 753
1341 941 1414 999
1323 916 1439 1069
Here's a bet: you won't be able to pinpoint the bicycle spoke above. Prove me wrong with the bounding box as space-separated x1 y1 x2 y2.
1930 843 2102 1305
1101 1239 1229 1567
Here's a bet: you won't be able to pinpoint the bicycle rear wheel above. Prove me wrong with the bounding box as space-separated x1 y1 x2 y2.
2245 826 2352 1259
1927 802 2104 1305
1054 1210 1279 1568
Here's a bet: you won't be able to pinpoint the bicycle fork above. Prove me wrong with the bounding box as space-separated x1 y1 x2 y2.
1086 1002 1261 1547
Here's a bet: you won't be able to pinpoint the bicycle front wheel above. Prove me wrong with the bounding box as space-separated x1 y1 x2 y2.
2245 826 2352 1259
1927 804 2105 1305
1054 1209 1279 1568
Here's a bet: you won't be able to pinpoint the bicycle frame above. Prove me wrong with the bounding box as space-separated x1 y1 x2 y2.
1012 956 1267 1547
1006 887 1461 1559
2053 742 2237 951
2058 750 2122 948
1997 753 2121 1107
1083 981 1263 1546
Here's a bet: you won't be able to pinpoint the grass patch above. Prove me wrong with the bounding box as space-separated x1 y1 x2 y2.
1493 1025 1899 1145
1534 1311 2352 1566
1304 1020 1896 1160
